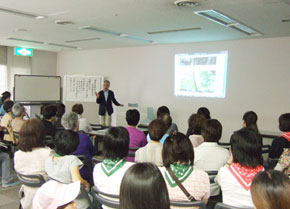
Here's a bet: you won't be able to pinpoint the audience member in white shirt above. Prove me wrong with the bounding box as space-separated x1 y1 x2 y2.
215 128 264 208
194 119 229 196
72 103 92 132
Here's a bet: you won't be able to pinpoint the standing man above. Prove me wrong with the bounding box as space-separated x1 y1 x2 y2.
96 80 124 126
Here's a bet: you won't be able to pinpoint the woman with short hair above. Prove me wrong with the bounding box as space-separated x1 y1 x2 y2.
14 118 52 209
215 128 264 208
186 114 206 147
72 103 92 132
62 112 95 183
11 103 26 132
251 170 290 209
120 163 170 209
93 127 134 207
160 131 210 207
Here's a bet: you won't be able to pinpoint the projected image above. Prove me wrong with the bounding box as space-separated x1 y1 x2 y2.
175 51 228 98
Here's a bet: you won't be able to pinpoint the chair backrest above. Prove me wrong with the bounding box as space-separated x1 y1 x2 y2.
92 186 120 208
206 170 218 184
127 147 139 158
13 131 20 140
214 202 254 209
92 156 103 165
44 135 54 148
16 171 46 188
2 126 9 135
170 200 206 208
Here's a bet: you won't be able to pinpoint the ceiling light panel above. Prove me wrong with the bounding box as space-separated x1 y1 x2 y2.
80 26 120 36
194 10 262 36
148 27 201 35
66 37 101 43
0 7 46 19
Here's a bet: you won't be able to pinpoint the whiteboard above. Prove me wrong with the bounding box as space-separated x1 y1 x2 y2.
14 75 61 103
64 75 103 102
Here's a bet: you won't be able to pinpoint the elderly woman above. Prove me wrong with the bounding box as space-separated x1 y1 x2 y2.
61 112 95 184
11 103 26 133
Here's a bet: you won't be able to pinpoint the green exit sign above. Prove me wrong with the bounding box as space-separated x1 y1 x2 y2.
14 48 33 56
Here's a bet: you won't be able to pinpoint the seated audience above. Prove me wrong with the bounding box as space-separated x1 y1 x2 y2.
215 128 264 208
157 106 178 134
62 112 95 183
186 113 206 147
251 170 290 209
0 151 19 188
125 109 147 162
45 130 89 209
147 113 171 144
269 113 290 162
72 103 92 132
54 103 66 130
275 148 290 176
14 118 52 209
120 163 170 209
93 127 133 207
194 119 229 196
33 180 80 209
242 111 259 133
160 131 210 206
0 91 11 116
197 107 211 119
0 100 16 143
41 104 57 139
11 103 26 133
135 119 167 166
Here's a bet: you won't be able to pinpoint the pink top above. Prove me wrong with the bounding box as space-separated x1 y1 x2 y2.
126 127 147 162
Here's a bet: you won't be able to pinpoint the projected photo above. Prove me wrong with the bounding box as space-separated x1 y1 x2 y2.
175 51 228 98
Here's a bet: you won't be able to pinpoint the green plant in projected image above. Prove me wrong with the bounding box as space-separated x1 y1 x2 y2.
200 70 216 92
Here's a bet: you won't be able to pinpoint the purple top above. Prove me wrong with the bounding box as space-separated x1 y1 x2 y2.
72 132 95 183
126 127 147 162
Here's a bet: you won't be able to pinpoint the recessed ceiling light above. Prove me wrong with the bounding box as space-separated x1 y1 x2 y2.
15 28 28 32
35 15 46 20
55 20 74 25
119 34 129 37
174 0 199 7
282 19 290 23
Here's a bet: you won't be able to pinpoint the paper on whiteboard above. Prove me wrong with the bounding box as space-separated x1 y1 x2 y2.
64 75 103 102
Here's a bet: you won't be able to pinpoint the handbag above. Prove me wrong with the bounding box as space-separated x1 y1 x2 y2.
166 167 196 201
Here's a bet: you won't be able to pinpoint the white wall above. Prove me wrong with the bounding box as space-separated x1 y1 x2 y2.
57 37 290 142
30 50 57 117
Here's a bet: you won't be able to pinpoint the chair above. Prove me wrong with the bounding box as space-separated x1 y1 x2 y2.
92 186 120 208
13 131 20 141
127 147 139 158
214 202 254 209
206 170 218 184
44 135 54 149
170 200 206 208
16 171 46 188
90 123 105 131
92 156 103 165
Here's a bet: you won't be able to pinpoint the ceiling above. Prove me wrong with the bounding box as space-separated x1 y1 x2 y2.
0 0 289 51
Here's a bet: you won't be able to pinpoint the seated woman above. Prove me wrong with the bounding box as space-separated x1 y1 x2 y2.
41 104 57 139
275 148 290 176
186 114 206 147
242 111 259 133
33 180 80 209
269 113 290 165
72 103 92 132
0 100 15 144
11 103 26 133
160 131 210 206
251 170 290 209
54 103 66 130
14 118 52 209
157 106 178 134
93 127 134 204
45 130 90 209
215 128 264 208
62 112 95 184
146 113 171 144
194 119 229 197
197 107 211 119
125 109 147 162
120 163 170 209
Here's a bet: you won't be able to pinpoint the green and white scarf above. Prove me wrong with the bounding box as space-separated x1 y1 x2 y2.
101 158 126 177
165 164 193 187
